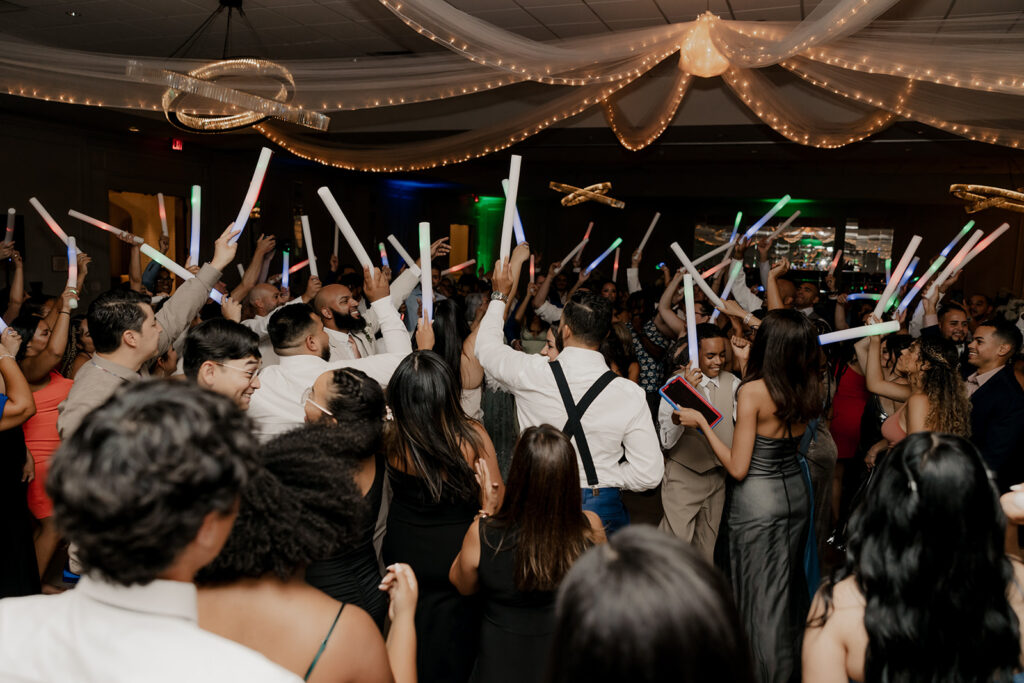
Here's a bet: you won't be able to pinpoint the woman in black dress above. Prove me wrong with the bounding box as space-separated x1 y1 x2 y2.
449 425 605 683
382 350 504 683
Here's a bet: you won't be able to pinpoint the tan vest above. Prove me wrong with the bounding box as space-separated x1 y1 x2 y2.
666 371 737 474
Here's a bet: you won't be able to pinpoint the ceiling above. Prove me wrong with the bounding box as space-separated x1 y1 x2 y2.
0 0 1019 61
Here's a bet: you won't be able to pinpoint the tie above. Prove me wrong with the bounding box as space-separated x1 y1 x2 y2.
967 374 980 396
348 335 361 359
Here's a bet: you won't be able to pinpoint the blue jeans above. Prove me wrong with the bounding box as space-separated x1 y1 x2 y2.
581 487 629 535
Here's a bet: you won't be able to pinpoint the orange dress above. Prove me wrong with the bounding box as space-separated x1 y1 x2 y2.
23 371 74 519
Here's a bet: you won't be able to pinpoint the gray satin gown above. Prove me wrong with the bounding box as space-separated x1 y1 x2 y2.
728 434 811 683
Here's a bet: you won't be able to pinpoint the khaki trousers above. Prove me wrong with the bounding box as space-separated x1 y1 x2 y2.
659 458 726 562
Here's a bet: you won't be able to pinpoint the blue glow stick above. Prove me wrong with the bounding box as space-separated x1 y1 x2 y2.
730 211 741 243
281 251 290 290
378 243 390 269
501 179 526 245
584 237 623 275
743 195 791 240
896 256 946 313
940 221 974 258
710 260 745 322
846 293 881 301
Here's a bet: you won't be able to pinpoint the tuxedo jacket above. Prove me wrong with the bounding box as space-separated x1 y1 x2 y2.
970 364 1024 493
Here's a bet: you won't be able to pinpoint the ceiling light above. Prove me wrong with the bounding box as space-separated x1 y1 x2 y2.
65 9 79 17
128 126 140 132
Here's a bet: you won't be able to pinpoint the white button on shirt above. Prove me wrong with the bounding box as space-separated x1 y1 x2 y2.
475 301 663 491
0 575 300 683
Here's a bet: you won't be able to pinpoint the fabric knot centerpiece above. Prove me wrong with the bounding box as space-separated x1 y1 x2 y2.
679 13 730 79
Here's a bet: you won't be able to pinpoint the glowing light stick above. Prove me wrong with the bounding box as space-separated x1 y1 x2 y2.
872 235 921 318
189 185 201 266
236 264 245 278
828 249 843 275
379 243 390 269
0 315 6 332
140 243 223 303
281 251 290 289
691 239 736 267
4 208 14 245
584 238 622 276
66 237 78 310
767 210 801 241
956 222 1009 272
386 234 420 277
743 195 791 240
710 260 745 322
847 293 881 301
925 230 983 298
670 242 725 309
442 259 476 276
896 257 945 313
29 197 69 245
419 222 433 321
731 211 742 242
583 221 593 241
819 320 899 346
229 147 273 244
157 192 168 238
501 178 526 244
318 187 374 276
530 255 535 283
300 215 318 278
637 212 660 252
258 254 272 283
553 238 588 275
499 155 521 263
700 259 731 279
288 259 309 274
67 210 144 245
941 221 974 258
683 274 698 369
884 258 891 281
884 255 919 312
612 248 620 281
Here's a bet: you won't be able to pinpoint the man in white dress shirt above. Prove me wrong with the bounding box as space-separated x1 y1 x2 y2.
248 267 416 441
242 277 321 368
0 381 299 682
476 251 663 533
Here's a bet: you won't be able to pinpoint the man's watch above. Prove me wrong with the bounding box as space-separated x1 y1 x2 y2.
490 291 509 303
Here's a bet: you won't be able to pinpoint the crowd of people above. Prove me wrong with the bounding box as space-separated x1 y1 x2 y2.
1 219 1024 683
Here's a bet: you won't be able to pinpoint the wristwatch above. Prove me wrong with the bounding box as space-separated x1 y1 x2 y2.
490 291 509 303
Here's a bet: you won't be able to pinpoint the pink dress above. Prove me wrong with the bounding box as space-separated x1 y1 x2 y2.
23 372 74 519
880 404 908 448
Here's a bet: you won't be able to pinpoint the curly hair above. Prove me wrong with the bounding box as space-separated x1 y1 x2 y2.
195 423 367 584
914 336 971 436
48 381 257 586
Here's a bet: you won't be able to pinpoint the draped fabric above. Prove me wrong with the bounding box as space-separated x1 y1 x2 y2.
0 0 1021 171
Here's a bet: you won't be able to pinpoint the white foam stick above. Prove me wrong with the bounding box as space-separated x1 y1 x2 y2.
67 209 144 245
670 242 725 309
637 212 661 252
847 293 881 301
281 251 290 290
530 255 536 283
499 155 521 263
258 253 272 283
926 230 983 298
387 234 421 277
897 258 943 314
0 315 6 332
553 239 588 275
140 243 223 303
229 147 272 244
956 222 1009 273
872 235 921 318
683 274 698 369
828 249 843 275
743 195 792 240
236 264 245 278
29 197 69 245
379 243 390 269
66 237 78 309
710 261 744 322
767 210 801 240
691 239 736 267
419 222 433 321
318 187 374 276
157 192 168 237
189 185 201 266
300 215 318 278
4 208 15 245
501 178 526 244
819 320 899 346
442 259 476 276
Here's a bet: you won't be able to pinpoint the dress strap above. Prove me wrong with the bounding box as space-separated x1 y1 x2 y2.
303 603 346 681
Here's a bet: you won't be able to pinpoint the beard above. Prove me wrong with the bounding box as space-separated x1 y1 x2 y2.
332 309 367 333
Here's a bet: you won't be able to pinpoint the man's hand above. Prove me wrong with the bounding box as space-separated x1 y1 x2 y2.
158 234 170 253
547 261 562 276
210 223 240 272
329 253 339 273
0 242 14 260
220 296 242 322
255 233 276 256
429 237 451 261
756 236 774 263
115 230 144 247
363 265 390 303
510 242 531 270
492 258 514 298
769 258 790 280
732 237 750 261
683 365 703 388
415 315 435 350
302 276 322 303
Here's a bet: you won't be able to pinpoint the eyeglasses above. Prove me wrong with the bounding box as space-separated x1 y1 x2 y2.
213 361 260 381
301 386 334 417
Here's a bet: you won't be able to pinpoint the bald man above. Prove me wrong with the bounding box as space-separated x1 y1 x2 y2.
241 279 321 367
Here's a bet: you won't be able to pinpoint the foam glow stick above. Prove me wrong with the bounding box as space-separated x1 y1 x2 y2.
281 251 290 289
419 222 433 321
637 212 660 252
885 255 920 312
701 259 731 280
612 248 620 281
318 187 374 276
386 234 420 276
819 320 899 346
288 259 309 274
767 210 801 241
258 254 272 283
66 237 78 309
847 293 881 301
683 274 698 369
743 195 792 240
583 221 593 241
29 197 69 245
896 256 944 313
499 155 521 263
941 220 974 258
189 185 201 266
67 210 144 245
300 215 318 278
442 259 476 276
554 239 588 275
884 258 891 281
670 242 725 308
926 230 983 298
333 224 339 257
691 239 736 267
236 264 245 278
956 222 1009 272
828 249 843 275
530 255 535 283
710 260 745 322
585 237 622 275
229 147 273 244
140 243 223 303
872 235 921 318
501 178 526 244
379 243 390 269
4 208 14 245
731 211 742 242
0 315 6 332
157 193 168 237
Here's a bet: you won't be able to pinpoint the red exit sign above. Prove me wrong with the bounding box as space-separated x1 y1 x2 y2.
171 138 183 151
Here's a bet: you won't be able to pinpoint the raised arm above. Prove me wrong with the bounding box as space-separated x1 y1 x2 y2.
0 329 36 429
833 292 850 331
230 233 275 302
3 250 25 322
475 256 545 392
626 249 642 294
765 258 789 311
532 260 559 309
657 269 685 338
864 328 911 402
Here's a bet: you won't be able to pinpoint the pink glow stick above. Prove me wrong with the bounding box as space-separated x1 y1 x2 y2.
29 197 69 245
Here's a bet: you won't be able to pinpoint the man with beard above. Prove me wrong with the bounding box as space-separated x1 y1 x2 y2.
241 278 321 367
312 279 405 360
921 300 972 377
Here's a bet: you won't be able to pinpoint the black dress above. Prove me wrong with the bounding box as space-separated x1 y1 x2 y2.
473 521 556 683
306 452 388 631
1 395 41 598
382 467 480 683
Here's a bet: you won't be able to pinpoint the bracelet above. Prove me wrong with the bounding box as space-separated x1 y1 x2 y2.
60 311 71 316
743 312 754 326
0 354 13 361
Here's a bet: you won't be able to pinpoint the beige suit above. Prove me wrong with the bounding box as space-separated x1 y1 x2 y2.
658 371 737 561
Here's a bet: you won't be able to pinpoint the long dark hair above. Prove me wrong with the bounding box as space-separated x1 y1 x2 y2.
386 350 481 503
744 309 824 427
913 336 971 436
431 298 471 395
487 425 595 592
815 433 1019 682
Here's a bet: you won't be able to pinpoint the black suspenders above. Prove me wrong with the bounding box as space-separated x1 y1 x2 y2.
549 361 618 491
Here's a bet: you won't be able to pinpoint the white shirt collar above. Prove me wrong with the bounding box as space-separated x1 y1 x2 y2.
553 346 609 368
276 354 328 369
75 575 197 623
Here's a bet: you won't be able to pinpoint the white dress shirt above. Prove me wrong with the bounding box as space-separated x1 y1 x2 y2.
475 301 663 491
248 298 411 441
534 300 563 325
242 297 304 368
0 575 299 683
658 372 740 450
